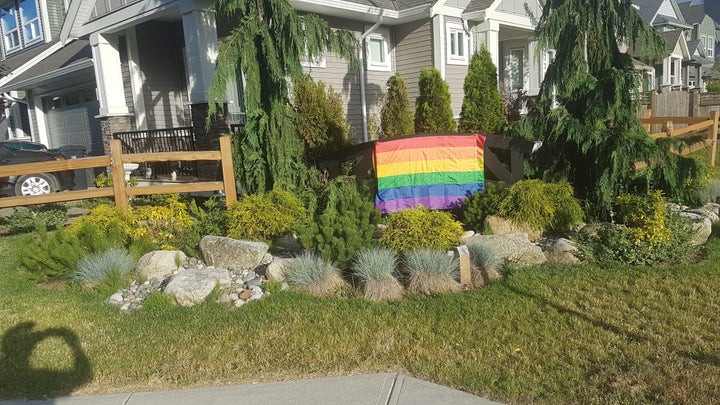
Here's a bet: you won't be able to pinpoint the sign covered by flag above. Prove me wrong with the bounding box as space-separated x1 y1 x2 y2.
374 134 485 213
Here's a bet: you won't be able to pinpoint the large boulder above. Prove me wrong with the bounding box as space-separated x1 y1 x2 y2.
688 205 720 224
542 238 581 264
265 257 298 282
463 233 546 267
163 268 232 307
200 236 269 270
484 215 542 242
136 250 186 280
680 212 712 246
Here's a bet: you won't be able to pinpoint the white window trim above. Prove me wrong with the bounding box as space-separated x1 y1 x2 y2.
446 22 469 65
1 7 20 52
707 36 714 58
300 54 326 69
365 28 391 72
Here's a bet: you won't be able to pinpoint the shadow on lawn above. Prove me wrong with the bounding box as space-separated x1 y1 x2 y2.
506 284 648 343
0 321 92 400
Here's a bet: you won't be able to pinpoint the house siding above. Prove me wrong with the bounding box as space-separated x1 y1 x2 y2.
92 0 142 20
136 21 189 130
395 19 433 112
302 16 392 143
444 17 467 118
45 0 65 39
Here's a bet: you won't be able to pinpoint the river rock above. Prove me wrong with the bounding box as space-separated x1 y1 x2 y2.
164 268 232 307
200 236 269 270
136 250 186 280
464 233 546 267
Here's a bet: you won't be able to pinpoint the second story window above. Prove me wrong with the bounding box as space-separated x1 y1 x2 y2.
708 36 714 58
1 0 42 55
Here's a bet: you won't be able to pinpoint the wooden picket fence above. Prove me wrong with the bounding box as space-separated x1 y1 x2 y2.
0 137 237 209
635 110 720 169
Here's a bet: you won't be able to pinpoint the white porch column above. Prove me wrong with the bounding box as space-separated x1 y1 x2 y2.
90 33 129 116
478 20 500 82
527 38 539 96
181 6 218 103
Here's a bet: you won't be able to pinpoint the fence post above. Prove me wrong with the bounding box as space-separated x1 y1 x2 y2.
642 109 651 132
110 139 129 209
219 136 237 203
650 91 657 115
711 110 719 167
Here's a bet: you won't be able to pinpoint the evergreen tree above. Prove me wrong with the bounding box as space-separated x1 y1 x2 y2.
208 0 355 194
459 46 506 134
380 74 414 138
293 75 348 162
531 0 698 218
414 68 457 133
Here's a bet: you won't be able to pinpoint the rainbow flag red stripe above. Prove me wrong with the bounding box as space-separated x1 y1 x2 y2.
374 134 485 213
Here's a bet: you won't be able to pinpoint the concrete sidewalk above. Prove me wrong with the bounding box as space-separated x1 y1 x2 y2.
0 373 503 405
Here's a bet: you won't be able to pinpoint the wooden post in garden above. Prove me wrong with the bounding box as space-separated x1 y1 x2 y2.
642 109 651 132
109 139 129 209
711 110 719 167
219 136 237 203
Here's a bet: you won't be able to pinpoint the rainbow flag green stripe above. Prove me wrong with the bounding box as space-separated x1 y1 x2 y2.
377 171 485 190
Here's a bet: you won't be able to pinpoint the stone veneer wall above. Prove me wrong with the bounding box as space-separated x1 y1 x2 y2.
100 115 133 155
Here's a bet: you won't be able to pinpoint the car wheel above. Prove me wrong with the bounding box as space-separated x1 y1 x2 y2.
14 173 59 196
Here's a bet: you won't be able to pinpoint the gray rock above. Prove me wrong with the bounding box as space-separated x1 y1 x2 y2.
680 212 712 246
464 233 546 267
688 206 720 224
163 268 232 307
136 250 186 281
542 238 581 264
200 236 269 270
246 277 263 288
108 293 124 305
266 258 298 282
273 235 303 254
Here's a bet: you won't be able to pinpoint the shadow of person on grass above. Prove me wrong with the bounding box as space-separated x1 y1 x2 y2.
0 321 92 400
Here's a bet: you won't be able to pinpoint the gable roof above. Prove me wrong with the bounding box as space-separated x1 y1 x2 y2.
632 0 690 28
660 29 690 58
464 0 496 13
677 1 706 25
633 0 663 24
0 42 57 77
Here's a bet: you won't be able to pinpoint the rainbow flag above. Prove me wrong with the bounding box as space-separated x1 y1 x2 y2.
374 134 485 213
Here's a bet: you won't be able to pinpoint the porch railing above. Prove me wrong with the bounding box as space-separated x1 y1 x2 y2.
113 127 197 178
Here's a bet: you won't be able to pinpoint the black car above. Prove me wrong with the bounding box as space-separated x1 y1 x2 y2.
0 144 75 196
0 140 48 151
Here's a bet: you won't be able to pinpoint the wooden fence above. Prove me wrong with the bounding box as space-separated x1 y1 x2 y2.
635 110 720 169
0 137 237 209
638 91 720 118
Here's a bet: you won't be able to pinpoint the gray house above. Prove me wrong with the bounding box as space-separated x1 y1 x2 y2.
0 0 551 153
678 0 716 90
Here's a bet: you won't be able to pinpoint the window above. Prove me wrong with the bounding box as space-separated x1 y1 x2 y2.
365 29 391 71
668 57 681 85
508 49 524 91
708 36 714 58
0 0 42 54
446 23 468 64
1 6 19 50
300 54 326 69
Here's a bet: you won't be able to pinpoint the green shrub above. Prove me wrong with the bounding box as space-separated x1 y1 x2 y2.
297 177 380 268
130 194 194 250
353 247 398 281
14 229 86 282
414 68 457 133
380 206 463 252
462 182 508 232
4 204 67 234
74 247 136 285
577 212 694 267
227 190 306 243
497 180 584 233
174 197 229 256
707 80 720 92
293 75 349 161
141 291 177 309
459 47 506 134
380 74 414 138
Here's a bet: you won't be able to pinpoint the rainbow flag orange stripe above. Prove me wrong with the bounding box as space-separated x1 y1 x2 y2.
374 134 485 213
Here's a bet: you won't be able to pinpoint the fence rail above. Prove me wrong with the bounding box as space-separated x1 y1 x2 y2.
636 110 719 169
0 137 236 209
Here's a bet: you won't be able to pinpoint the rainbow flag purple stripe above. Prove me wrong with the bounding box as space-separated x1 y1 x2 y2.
374 134 485 213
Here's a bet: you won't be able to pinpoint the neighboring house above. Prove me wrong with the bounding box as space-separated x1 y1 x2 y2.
678 0 715 90
0 0 550 153
632 0 693 91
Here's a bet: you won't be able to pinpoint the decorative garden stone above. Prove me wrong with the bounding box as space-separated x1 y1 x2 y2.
200 235 269 270
163 268 232 307
463 233 546 267
136 250 186 280
483 215 542 241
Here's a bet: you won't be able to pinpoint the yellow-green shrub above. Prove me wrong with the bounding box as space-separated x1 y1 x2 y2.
227 190 306 242
615 190 671 246
497 180 584 233
130 194 194 250
380 206 462 252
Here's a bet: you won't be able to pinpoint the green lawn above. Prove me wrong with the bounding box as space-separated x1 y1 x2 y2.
1 234 719 404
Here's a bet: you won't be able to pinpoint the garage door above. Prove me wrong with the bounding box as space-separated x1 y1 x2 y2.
45 101 103 155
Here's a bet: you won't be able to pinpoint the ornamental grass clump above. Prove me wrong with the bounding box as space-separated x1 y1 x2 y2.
466 243 503 287
403 249 460 295
284 251 348 297
74 247 136 285
353 247 403 302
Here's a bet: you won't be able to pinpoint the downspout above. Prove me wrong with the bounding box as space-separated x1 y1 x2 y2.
359 12 384 143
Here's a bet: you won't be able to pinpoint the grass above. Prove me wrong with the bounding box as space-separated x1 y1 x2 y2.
1 235 720 403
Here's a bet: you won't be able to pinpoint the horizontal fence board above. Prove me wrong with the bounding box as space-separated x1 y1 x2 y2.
0 156 111 177
639 117 710 125
123 151 222 163
0 188 114 209
126 182 225 196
